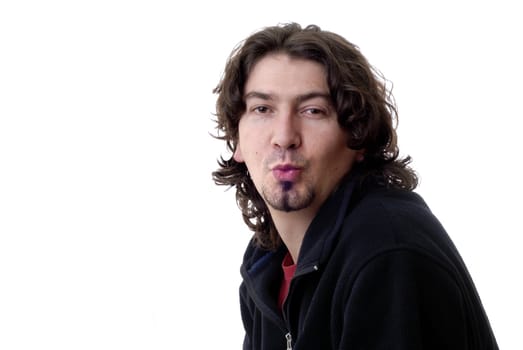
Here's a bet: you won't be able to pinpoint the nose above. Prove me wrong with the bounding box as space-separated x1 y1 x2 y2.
271 111 301 150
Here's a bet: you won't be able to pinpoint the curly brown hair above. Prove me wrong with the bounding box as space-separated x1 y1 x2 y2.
212 23 418 250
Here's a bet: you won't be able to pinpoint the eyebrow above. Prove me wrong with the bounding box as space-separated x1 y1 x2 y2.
295 92 332 104
244 91 273 101
244 91 332 103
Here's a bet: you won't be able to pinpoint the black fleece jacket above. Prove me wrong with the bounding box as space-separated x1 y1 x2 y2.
239 176 498 349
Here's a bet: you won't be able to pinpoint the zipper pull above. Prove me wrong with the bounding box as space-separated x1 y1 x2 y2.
285 332 292 350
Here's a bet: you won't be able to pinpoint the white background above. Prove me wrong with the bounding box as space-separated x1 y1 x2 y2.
1 0 521 349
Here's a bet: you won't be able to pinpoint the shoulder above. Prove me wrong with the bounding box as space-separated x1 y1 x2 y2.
348 186 445 241
337 186 460 273
350 186 432 224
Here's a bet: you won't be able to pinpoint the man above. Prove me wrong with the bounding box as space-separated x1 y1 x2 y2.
212 23 498 349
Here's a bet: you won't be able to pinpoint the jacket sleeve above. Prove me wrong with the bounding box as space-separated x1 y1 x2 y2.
337 249 468 350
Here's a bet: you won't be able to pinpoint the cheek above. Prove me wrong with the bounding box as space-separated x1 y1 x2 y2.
238 130 264 163
235 135 265 177
316 140 357 173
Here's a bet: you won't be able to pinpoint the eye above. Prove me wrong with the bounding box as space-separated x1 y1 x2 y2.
306 108 323 114
252 105 271 114
302 107 328 117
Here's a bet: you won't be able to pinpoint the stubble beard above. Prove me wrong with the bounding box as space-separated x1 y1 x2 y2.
262 180 315 213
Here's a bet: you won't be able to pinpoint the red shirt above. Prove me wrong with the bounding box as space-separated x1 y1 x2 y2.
278 252 297 311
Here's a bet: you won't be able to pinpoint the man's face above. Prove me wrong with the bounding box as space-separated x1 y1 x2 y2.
234 53 359 215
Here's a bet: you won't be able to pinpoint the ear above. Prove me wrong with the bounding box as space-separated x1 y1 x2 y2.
355 150 365 162
233 145 244 162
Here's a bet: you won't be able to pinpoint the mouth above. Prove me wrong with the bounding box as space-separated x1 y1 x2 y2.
272 164 302 182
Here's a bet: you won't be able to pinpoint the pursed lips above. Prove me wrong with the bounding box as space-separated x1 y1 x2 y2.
272 164 302 182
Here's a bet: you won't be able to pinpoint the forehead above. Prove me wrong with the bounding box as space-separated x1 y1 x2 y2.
244 53 329 97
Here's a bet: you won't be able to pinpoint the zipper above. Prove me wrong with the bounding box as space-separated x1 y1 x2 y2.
285 332 292 350
283 265 319 350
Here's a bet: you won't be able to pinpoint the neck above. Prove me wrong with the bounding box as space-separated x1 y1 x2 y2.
270 205 318 263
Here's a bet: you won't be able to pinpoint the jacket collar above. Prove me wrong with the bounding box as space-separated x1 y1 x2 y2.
241 172 360 279
293 173 358 276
